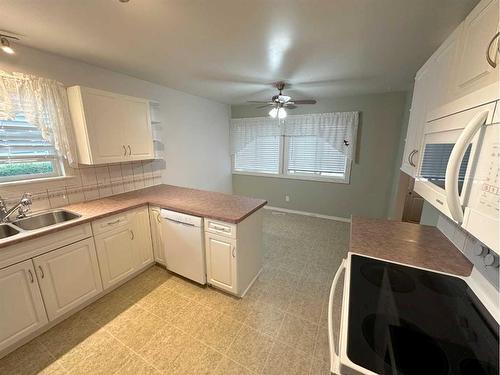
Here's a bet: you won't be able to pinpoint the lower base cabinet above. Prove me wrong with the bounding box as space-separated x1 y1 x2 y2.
205 233 237 294
149 207 166 265
0 260 48 352
94 207 154 290
33 238 103 321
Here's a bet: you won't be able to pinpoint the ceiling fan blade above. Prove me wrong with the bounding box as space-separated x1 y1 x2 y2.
284 104 297 109
247 100 271 104
256 104 274 109
292 99 317 105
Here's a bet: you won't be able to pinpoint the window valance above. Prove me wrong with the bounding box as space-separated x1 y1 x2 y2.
230 111 359 160
0 70 77 166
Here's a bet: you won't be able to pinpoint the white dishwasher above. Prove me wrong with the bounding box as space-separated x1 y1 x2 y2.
161 209 206 285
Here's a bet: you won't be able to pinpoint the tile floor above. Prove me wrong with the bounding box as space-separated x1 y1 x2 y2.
0 210 349 375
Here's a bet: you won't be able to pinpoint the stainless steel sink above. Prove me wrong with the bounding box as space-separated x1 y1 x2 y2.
12 210 81 230
0 224 20 239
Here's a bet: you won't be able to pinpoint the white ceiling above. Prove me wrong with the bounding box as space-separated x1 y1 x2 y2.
1 0 478 104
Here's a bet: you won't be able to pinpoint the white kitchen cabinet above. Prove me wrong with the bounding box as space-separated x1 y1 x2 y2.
454 0 499 98
149 206 166 265
204 210 263 297
33 238 102 321
94 225 136 289
0 260 48 353
67 86 154 165
205 232 237 294
93 207 154 290
131 207 154 267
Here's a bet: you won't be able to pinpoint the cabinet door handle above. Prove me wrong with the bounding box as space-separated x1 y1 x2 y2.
156 213 162 224
128 145 132 155
130 229 134 240
28 269 34 283
486 31 500 68
123 145 127 156
106 219 121 226
409 149 418 167
38 266 45 279
232 246 236 258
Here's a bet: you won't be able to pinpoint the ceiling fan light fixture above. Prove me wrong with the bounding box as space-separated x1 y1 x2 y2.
269 107 278 118
1 37 14 55
278 107 287 119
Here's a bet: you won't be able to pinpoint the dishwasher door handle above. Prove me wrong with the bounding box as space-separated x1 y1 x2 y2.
165 217 195 227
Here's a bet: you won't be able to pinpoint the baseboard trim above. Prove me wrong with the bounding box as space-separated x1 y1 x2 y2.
264 206 351 223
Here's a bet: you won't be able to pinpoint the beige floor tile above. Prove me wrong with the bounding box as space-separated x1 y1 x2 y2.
171 302 220 335
287 291 324 324
114 352 160 374
271 268 302 289
277 313 319 355
309 357 331 375
258 285 294 312
212 356 254 375
133 283 174 309
262 343 313 375
169 338 222 375
37 312 101 358
104 304 163 351
137 325 183 372
169 276 209 301
147 290 191 322
313 326 330 363
243 302 284 337
0 339 64 375
81 291 134 326
226 326 273 374
195 313 242 353
55 328 131 374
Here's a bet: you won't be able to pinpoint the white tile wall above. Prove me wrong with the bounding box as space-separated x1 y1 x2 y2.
0 159 165 212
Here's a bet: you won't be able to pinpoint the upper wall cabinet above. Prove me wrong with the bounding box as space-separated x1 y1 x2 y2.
454 0 499 98
67 86 154 165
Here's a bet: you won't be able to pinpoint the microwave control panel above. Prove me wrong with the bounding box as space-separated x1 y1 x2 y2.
478 141 500 216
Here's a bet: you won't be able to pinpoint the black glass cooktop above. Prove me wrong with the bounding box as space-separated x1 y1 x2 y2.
348 255 499 375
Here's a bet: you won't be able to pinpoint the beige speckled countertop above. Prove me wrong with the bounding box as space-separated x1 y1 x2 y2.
350 216 473 276
0 184 267 248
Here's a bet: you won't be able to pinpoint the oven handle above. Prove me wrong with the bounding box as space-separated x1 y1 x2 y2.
328 258 347 375
445 110 488 223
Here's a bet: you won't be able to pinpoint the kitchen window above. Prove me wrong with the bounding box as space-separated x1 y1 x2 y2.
0 114 63 183
231 112 358 183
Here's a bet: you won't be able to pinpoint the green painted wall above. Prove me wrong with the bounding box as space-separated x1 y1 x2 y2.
231 91 408 219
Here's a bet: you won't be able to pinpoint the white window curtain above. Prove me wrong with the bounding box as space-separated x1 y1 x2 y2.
0 70 77 166
230 111 359 160
282 112 358 160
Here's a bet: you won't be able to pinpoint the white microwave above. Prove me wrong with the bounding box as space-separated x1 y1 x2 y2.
414 88 499 252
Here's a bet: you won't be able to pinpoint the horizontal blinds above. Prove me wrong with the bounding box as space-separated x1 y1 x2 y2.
0 114 57 161
287 136 346 176
234 136 280 174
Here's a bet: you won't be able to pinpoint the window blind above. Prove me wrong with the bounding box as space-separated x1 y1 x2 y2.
287 136 346 176
233 135 280 174
0 114 59 180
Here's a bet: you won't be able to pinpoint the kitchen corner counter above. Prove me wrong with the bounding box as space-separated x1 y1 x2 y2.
0 185 267 249
350 216 473 277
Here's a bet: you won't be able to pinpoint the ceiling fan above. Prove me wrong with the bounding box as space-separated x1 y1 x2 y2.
247 82 317 119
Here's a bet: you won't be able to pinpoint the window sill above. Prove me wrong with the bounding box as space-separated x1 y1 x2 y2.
232 171 350 184
0 175 75 187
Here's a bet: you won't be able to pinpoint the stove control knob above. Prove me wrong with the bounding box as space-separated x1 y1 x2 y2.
474 245 488 256
483 253 499 268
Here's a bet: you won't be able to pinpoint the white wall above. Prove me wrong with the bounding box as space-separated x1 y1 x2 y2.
0 45 232 193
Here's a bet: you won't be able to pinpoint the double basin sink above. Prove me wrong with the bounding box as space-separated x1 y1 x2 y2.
0 210 81 240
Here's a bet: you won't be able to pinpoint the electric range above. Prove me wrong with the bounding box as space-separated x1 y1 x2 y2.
328 254 499 375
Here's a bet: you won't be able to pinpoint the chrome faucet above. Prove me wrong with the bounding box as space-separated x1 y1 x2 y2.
0 193 33 223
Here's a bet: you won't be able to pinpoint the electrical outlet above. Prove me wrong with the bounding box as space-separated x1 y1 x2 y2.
285 194 290 202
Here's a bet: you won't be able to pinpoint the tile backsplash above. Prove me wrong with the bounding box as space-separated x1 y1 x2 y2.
0 159 166 212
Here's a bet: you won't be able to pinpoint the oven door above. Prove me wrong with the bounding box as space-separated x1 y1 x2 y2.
414 102 495 221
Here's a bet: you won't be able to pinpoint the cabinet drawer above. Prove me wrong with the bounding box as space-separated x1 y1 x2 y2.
204 219 236 239
92 212 130 235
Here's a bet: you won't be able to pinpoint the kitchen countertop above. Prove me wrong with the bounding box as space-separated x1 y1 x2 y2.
350 216 473 277
0 184 267 248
